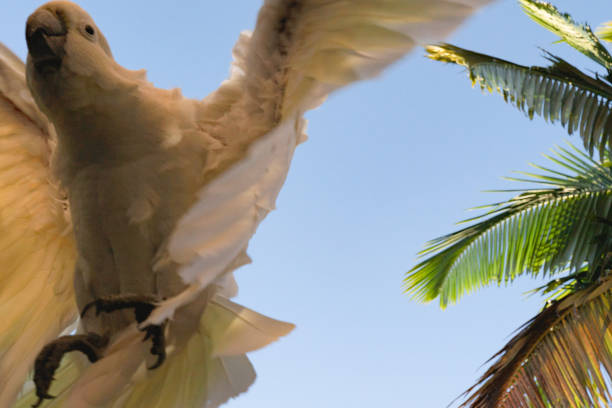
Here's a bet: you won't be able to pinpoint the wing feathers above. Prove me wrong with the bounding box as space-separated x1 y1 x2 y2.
0 44 77 408
280 0 493 116
0 43 49 132
167 117 300 292
163 0 491 325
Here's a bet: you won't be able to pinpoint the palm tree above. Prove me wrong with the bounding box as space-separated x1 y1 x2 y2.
404 1 612 406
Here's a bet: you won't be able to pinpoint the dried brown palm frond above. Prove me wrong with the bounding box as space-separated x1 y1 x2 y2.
460 274 612 408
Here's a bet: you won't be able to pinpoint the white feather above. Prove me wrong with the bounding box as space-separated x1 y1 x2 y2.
149 0 492 325
206 295 295 357
0 43 49 132
0 44 77 408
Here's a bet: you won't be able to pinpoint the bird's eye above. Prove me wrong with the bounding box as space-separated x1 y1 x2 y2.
85 25 95 35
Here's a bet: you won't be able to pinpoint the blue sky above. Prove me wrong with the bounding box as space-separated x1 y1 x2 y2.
3 1 612 407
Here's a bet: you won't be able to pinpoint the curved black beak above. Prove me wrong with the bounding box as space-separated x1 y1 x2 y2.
26 9 66 73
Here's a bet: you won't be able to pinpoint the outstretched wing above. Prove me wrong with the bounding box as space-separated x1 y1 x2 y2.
17 2 492 406
0 43 78 407
150 0 493 322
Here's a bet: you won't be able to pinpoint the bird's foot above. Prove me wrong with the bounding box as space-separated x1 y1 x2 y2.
81 294 167 369
142 321 167 369
32 333 108 408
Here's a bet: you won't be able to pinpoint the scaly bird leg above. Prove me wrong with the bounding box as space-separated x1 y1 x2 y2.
32 333 109 408
81 294 167 369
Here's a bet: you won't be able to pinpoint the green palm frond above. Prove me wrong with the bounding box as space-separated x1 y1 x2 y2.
404 145 612 307
519 0 612 69
598 22 612 43
528 267 590 303
459 275 612 408
427 43 612 157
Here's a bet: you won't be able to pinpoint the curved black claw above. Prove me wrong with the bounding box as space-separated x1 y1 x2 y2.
141 322 167 369
32 391 54 408
33 333 108 408
81 294 158 323
80 294 168 370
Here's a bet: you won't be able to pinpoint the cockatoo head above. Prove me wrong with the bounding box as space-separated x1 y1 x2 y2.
25 1 144 117
26 1 112 75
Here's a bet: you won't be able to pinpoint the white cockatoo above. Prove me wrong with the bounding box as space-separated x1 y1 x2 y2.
0 1 491 407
